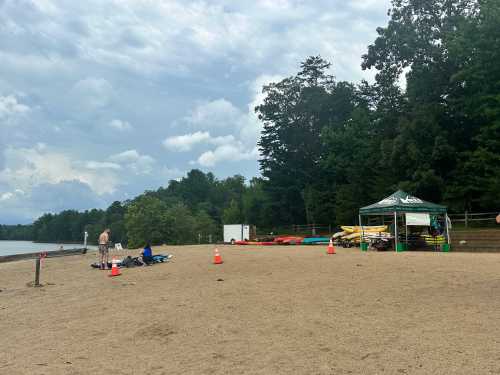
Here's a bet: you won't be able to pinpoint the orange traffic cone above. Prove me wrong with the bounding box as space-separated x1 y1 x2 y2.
213 248 223 264
109 257 121 277
327 239 336 255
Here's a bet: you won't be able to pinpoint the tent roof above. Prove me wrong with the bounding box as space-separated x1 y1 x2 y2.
359 190 447 215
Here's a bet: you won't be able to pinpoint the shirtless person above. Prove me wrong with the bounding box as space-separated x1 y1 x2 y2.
98 228 111 270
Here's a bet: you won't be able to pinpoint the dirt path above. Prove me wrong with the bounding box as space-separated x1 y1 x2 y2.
1 245 499 374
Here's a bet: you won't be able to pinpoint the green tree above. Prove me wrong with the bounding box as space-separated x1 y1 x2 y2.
125 195 169 248
164 203 197 245
256 56 343 224
222 199 243 224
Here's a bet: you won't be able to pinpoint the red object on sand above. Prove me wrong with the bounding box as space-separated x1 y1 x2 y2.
213 248 223 264
109 258 121 277
327 239 336 255
274 236 304 245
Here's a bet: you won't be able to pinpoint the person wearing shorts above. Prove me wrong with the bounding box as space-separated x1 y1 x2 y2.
98 228 111 270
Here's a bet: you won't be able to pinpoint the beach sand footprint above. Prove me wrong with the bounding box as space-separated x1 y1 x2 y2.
134 322 176 344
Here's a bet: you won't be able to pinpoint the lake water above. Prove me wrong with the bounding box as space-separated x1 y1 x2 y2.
0 241 96 257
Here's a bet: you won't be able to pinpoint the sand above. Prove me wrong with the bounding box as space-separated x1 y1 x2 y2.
1 245 500 375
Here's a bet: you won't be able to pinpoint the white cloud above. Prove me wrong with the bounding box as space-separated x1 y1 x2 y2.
348 0 382 11
109 149 142 163
183 99 242 129
170 74 280 166
0 95 30 121
197 144 259 167
109 149 155 174
0 146 119 195
72 77 114 110
85 161 122 170
0 192 14 201
163 131 211 151
108 119 132 131
162 131 236 152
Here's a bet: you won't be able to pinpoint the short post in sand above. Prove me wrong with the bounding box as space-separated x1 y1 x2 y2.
34 252 47 287
34 257 41 287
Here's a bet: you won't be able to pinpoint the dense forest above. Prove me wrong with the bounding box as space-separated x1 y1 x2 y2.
1 0 499 247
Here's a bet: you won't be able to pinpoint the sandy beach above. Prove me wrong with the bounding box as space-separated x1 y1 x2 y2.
1 245 500 375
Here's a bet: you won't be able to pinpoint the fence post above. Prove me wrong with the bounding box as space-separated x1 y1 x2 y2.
34 257 41 287
465 211 468 228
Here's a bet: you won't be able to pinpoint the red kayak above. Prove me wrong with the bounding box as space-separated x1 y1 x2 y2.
234 240 249 245
274 236 304 245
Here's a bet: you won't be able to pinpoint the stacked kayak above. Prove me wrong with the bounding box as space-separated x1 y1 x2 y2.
334 225 389 247
340 225 388 233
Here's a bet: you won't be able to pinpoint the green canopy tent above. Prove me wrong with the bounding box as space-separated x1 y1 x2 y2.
359 190 450 251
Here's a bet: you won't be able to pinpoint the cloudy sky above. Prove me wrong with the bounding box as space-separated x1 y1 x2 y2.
0 0 391 224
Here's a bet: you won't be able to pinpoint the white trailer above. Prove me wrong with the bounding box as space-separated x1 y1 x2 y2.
224 224 251 244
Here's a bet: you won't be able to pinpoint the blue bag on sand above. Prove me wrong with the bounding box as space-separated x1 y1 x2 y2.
152 254 173 263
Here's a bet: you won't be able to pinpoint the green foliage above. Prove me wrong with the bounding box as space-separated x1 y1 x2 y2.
125 195 169 248
222 199 243 224
0 224 34 240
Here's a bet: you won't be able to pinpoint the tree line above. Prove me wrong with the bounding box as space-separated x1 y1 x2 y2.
2 0 499 246
0 170 272 247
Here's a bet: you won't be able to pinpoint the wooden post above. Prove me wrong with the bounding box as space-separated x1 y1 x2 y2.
34 257 41 287
465 211 468 228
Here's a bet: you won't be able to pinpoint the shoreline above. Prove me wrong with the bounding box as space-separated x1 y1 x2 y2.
0 247 89 263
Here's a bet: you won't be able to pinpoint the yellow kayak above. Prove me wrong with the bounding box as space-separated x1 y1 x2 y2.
341 225 388 233
332 231 348 238
343 232 361 240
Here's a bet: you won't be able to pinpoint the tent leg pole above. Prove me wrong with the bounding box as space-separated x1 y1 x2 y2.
359 214 364 241
405 214 408 252
445 214 451 251
394 211 398 252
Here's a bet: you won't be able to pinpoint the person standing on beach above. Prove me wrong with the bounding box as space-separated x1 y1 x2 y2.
98 228 111 270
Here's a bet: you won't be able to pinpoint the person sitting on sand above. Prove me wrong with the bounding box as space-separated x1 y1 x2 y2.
98 228 111 270
141 243 154 265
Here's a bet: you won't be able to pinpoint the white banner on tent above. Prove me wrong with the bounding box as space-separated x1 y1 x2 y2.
405 212 430 226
